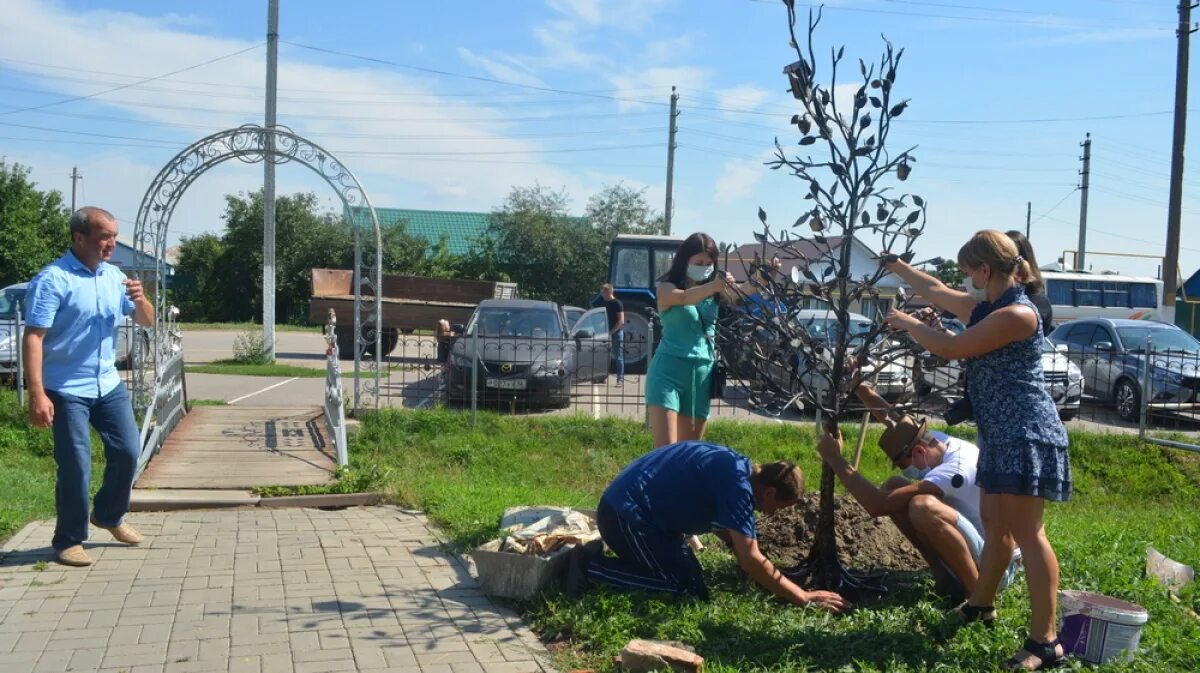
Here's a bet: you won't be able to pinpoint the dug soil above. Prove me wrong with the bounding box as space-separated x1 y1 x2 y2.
757 493 925 572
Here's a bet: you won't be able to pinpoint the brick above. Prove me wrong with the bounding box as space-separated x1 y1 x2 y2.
229 654 261 673
14 629 52 652
292 647 354 664
293 659 356 673
101 642 169 668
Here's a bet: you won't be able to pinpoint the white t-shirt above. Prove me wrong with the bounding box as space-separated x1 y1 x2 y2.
922 433 983 536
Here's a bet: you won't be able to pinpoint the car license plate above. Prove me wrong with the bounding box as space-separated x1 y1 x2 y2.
486 378 527 390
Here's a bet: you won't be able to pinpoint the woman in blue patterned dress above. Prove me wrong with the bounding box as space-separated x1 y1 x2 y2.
884 230 1070 671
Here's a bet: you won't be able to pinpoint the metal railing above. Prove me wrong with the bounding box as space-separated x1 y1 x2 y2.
324 310 349 466
1138 338 1200 452
133 307 187 478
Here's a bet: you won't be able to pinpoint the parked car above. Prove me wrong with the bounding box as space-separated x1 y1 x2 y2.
445 299 611 408
727 309 913 410
1049 318 1200 421
562 306 586 330
914 318 1083 421
0 282 145 381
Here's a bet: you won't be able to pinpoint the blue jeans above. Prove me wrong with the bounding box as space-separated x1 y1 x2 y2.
612 331 625 382
47 385 140 551
586 499 708 598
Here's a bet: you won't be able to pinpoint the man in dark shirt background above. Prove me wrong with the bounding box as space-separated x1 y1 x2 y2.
600 283 625 385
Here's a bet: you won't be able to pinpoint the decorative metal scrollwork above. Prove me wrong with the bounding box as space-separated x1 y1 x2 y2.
131 124 383 421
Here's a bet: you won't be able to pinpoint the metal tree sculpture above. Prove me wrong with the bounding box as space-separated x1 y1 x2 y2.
716 2 941 595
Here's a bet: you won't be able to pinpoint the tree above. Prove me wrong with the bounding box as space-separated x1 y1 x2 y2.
720 2 927 595
0 161 70 287
173 233 226 322
932 258 964 289
585 183 664 239
488 185 608 306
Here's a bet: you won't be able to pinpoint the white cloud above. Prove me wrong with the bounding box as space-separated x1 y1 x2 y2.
714 152 772 205
0 0 612 246
456 47 547 88
644 35 695 64
532 20 605 70
547 0 671 30
714 85 775 119
609 67 708 112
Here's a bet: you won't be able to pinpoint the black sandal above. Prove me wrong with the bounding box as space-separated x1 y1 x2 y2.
953 601 997 628
1004 637 1066 671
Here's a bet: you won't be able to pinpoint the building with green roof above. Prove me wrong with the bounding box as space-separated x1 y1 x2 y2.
347 207 492 257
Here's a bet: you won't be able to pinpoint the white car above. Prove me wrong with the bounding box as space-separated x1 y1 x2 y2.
794 310 914 403
914 318 1082 421
1 282 146 380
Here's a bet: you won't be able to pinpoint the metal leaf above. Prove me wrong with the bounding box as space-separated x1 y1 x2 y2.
912 195 925 207
860 114 871 129
860 212 869 226
794 213 810 227
799 136 817 145
877 207 888 221
754 231 768 243
758 207 768 224
830 164 846 177
906 210 920 224
870 96 882 108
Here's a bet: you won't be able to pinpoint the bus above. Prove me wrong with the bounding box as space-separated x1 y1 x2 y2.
1041 270 1164 326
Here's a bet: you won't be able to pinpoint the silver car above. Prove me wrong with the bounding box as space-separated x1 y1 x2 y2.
915 319 1082 421
1049 318 1200 421
0 282 145 380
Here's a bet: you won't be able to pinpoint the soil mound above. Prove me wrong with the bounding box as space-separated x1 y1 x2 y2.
757 493 925 572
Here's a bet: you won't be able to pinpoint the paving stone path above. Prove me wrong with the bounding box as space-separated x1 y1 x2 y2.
0 507 554 673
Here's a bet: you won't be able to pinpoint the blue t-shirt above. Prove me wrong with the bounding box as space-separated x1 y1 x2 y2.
24 250 136 398
601 441 757 538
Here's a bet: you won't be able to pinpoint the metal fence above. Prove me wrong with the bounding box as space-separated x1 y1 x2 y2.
356 321 1200 445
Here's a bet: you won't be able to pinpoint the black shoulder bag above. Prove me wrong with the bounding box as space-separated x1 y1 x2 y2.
699 302 726 399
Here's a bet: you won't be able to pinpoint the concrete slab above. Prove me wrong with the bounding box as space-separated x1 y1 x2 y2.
130 489 261 511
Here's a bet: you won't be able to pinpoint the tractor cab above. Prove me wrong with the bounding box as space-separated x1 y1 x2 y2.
593 234 683 373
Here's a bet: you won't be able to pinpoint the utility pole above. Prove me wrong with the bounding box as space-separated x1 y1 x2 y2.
1076 133 1091 271
69 166 81 212
262 0 279 360
1164 1 1196 322
1025 201 1031 239
663 86 679 237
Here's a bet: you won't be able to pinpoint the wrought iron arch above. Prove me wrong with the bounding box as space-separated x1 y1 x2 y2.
132 124 383 420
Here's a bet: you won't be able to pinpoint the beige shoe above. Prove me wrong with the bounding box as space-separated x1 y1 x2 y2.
90 516 144 545
56 545 94 567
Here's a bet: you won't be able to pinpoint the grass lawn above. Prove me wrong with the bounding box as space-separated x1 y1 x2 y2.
185 360 410 377
178 322 321 333
0 395 103 544
354 409 1200 673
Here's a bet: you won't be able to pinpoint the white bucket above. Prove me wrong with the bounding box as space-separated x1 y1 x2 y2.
1058 590 1149 664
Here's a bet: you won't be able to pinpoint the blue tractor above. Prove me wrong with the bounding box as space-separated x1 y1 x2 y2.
592 234 683 373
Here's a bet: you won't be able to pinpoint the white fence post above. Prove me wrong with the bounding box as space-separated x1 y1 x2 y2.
324 309 349 467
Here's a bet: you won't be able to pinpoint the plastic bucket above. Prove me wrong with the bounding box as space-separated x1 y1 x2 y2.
1059 590 1149 664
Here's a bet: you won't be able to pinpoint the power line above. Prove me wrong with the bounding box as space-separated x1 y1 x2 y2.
1029 187 1079 227
1 44 263 117
745 0 1171 30
0 56 663 98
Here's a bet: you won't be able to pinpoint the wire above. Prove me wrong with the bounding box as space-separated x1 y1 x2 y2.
1 44 263 117
1029 187 1079 227
746 0 1171 30
0 56 662 98
1041 213 1200 255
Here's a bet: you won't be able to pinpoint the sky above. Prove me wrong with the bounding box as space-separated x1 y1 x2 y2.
0 0 1196 283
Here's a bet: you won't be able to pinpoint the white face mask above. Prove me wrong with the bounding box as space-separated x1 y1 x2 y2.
687 264 714 281
966 271 989 302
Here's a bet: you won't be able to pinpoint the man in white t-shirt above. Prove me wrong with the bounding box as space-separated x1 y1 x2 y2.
814 381 1021 599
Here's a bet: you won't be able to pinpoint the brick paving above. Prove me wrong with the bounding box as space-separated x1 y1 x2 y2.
0 507 554 673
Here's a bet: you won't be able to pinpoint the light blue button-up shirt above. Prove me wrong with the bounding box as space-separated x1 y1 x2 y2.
24 250 135 398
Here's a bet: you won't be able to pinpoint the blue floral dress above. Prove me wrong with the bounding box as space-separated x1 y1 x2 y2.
965 285 1072 501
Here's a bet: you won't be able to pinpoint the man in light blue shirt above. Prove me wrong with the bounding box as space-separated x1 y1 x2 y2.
24 206 155 567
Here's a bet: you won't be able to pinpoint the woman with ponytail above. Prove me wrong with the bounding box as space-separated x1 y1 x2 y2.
884 230 1070 671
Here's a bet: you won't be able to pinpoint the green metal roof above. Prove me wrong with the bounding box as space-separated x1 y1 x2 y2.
348 207 492 256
